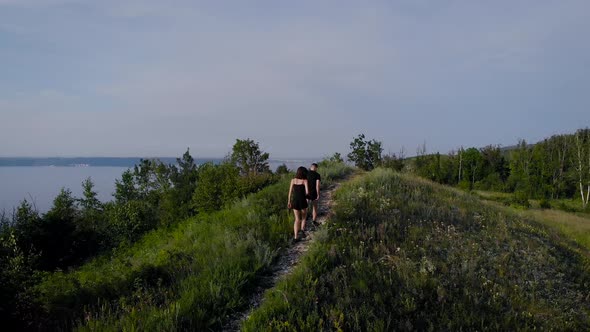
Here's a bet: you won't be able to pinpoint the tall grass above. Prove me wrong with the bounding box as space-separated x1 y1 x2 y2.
30 163 353 331
509 207 590 251
475 190 590 250
244 168 590 331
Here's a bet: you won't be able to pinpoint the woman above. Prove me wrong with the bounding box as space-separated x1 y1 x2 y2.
288 166 309 242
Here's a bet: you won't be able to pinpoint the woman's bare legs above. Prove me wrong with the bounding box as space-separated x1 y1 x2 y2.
301 209 307 231
293 209 301 239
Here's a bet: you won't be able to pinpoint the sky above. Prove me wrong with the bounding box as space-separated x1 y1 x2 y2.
1 0 589 159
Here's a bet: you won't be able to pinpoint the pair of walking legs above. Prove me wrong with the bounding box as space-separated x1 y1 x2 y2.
292 200 320 239
292 209 307 239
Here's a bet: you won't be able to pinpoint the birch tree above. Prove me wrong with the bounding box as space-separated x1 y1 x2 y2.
574 129 590 208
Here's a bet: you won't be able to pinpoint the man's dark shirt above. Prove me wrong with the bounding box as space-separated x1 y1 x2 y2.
307 170 321 200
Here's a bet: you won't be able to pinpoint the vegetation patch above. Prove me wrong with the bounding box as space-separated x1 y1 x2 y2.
24 163 352 331
244 168 590 331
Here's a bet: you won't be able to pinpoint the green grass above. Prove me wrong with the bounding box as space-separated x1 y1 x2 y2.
475 190 590 250
243 168 590 331
514 208 590 251
31 164 353 331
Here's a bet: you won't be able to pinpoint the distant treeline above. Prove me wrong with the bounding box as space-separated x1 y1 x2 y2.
0 157 216 167
346 129 590 210
0 138 289 330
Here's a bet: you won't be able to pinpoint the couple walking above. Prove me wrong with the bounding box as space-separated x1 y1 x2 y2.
287 163 321 242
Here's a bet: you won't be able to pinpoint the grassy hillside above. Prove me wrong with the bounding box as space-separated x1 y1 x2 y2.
244 168 590 331
475 190 590 250
29 164 353 331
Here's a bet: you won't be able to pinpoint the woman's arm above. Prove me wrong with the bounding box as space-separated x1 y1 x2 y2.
304 179 310 196
288 180 294 207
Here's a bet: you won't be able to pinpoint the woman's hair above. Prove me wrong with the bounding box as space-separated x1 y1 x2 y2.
295 166 308 179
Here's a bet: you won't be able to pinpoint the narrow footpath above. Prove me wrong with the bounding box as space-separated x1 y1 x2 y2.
222 181 342 331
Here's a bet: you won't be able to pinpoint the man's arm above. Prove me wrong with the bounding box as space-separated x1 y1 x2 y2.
316 179 320 200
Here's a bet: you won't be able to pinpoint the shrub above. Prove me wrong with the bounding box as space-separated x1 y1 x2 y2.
539 199 552 209
512 191 530 208
458 180 471 191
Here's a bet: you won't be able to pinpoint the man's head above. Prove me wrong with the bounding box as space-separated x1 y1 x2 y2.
310 163 318 171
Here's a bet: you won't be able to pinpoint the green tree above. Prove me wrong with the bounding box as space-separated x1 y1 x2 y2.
275 164 290 175
77 178 107 255
479 145 508 190
381 148 405 172
105 200 155 243
230 138 270 176
508 139 532 194
114 169 137 204
347 134 383 171
329 152 344 163
79 177 102 212
574 128 590 209
39 188 80 269
169 148 199 219
192 162 240 213
462 148 483 189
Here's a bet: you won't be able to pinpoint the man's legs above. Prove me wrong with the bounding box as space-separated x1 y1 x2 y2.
311 199 319 222
311 200 319 225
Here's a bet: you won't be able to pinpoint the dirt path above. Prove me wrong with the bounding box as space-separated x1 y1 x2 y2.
222 181 341 331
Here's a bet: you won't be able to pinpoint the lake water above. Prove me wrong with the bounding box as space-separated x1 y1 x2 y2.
0 159 314 214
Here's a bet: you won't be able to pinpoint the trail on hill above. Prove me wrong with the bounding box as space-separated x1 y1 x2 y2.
222 181 341 331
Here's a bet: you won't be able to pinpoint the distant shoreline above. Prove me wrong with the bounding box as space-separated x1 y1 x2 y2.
0 157 319 168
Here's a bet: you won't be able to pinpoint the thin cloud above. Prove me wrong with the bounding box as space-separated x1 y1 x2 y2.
1 1 589 158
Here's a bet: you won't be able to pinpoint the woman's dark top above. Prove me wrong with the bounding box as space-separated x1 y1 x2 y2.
292 183 308 210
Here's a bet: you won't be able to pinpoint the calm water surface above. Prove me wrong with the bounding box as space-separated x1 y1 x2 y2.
0 160 313 213
0 167 128 213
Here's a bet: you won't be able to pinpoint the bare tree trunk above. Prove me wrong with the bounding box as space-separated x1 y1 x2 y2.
557 136 568 199
458 147 463 182
575 132 589 208
587 137 590 208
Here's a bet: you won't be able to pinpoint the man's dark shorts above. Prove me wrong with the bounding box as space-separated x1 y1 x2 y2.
308 192 318 201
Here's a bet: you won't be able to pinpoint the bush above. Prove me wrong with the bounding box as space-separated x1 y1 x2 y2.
539 199 552 209
458 180 471 191
512 191 530 208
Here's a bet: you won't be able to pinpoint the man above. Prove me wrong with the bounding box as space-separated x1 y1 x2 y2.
307 163 321 227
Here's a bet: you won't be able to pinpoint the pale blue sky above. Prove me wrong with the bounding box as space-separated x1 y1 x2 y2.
1 0 589 158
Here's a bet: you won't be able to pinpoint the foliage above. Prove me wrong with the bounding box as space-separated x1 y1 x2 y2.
0 145 283 330
347 134 383 171
511 190 531 209
191 162 240 213
408 130 590 204
539 199 552 209
328 152 344 164
167 148 199 221
317 159 355 187
381 152 405 171
28 162 353 331
275 164 290 175
230 138 270 176
244 169 590 331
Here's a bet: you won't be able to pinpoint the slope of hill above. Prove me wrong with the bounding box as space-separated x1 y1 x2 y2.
244 168 590 331
27 162 353 331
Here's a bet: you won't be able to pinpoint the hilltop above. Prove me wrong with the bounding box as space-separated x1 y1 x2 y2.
244 168 590 330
